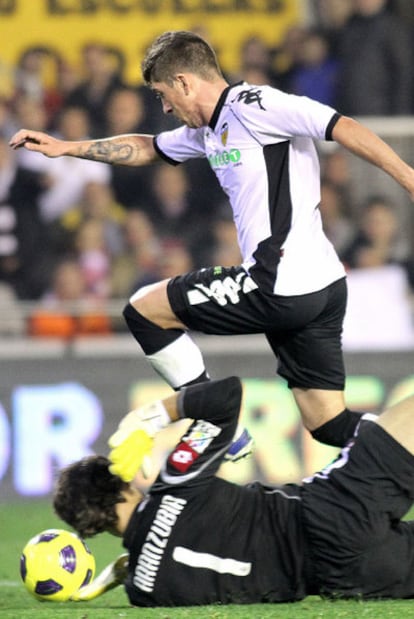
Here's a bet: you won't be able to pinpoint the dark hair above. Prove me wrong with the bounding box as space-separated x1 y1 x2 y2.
141 30 222 85
53 455 128 538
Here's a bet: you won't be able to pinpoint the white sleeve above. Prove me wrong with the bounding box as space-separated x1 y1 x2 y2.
231 85 340 144
154 125 206 164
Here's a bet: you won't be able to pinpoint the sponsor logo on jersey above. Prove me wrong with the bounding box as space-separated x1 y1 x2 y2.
187 271 258 306
168 442 198 472
220 122 229 146
208 148 241 169
168 420 221 472
232 87 266 110
133 494 187 593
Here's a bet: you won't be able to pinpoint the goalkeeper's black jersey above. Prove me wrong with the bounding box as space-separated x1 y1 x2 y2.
122 377 307 607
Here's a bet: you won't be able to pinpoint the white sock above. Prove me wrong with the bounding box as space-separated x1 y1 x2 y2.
146 333 207 389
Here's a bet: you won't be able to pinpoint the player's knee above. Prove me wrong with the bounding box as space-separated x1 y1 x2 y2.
128 280 171 324
123 303 156 353
129 282 155 309
123 302 182 355
123 302 153 334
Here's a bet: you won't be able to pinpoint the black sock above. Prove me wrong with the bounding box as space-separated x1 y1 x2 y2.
311 408 363 447
123 302 183 354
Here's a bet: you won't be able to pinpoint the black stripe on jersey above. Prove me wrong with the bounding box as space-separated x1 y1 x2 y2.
325 113 342 141
249 142 292 291
153 136 180 166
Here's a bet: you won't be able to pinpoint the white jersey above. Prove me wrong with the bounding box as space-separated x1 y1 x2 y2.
154 82 346 296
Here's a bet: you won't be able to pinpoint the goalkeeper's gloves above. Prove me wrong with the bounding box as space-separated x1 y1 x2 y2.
108 400 171 482
70 553 129 601
109 428 153 482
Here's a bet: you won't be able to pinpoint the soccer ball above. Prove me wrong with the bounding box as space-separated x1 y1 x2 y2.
20 528 95 602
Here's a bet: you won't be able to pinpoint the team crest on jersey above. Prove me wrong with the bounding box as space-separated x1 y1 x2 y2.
220 122 229 146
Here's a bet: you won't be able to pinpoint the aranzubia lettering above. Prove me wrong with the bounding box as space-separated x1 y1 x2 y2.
133 494 187 593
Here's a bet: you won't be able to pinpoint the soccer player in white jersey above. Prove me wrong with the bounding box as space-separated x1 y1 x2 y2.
10 31 414 448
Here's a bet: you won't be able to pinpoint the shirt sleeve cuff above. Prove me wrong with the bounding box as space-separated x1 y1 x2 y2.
153 135 181 166
325 112 342 141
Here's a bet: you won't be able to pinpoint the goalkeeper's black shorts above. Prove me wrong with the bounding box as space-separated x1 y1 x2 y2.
302 419 414 599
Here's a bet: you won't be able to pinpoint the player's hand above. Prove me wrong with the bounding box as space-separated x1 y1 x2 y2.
108 427 154 482
108 400 171 481
70 553 129 601
9 129 67 157
115 400 170 439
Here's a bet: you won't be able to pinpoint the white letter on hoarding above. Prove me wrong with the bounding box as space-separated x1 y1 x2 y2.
13 383 102 495
0 402 10 481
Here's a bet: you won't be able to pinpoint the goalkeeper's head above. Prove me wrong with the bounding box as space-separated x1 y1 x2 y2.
53 455 132 538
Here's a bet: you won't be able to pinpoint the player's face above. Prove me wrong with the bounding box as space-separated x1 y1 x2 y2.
151 79 201 128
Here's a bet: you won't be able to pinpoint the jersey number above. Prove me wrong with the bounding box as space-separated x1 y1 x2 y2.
172 546 251 576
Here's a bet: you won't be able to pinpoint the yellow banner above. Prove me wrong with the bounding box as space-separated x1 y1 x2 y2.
1 0 300 88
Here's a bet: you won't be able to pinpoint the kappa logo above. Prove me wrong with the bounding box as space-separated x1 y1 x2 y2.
187 272 258 307
233 88 266 110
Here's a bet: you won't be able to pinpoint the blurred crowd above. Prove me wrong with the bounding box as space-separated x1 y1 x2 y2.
1 0 414 338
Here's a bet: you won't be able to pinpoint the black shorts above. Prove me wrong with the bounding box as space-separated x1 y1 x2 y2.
167 265 347 390
302 421 414 598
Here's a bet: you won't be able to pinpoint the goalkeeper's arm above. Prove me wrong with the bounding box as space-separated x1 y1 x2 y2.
71 553 129 601
108 392 180 482
108 377 244 483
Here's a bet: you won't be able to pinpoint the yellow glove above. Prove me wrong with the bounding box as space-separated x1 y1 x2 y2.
108 428 153 482
108 400 171 481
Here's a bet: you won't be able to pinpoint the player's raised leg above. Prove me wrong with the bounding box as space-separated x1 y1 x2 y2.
125 278 253 462
125 278 209 390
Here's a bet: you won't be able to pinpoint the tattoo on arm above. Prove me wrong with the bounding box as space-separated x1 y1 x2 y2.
81 140 136 164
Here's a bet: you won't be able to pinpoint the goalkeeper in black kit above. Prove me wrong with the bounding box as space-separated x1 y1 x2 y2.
54 377 414 606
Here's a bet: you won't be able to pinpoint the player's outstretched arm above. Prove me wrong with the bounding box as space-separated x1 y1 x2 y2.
70 553 129 601
9 129 159 167
108 377 249 483
331 116 414 200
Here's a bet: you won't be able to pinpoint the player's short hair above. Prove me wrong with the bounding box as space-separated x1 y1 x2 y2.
142 30 222 85
53 455 128 538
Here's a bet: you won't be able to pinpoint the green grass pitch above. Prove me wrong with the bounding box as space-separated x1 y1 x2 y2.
2 500 414 618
